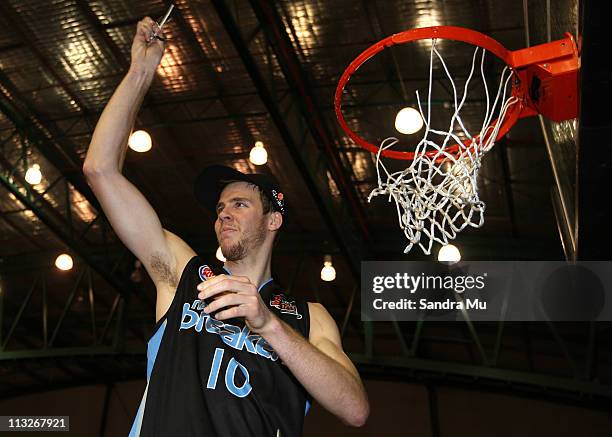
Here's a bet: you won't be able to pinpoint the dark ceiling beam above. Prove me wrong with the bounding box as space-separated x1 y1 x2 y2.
247 0 371 243
130 111 270 128
163 0 257 149
20 73 497 132
39 111 266 141
0 233 562 274
22 74 487 106
0 335 75 385
275 2 307 62
73 0 130 71
474 0 493 33
1 3 195 205
0 163 147 307
41 100 496 145
47 95 493 134
73 3 266 211
0 71 156 329
102 17 151 30
0 42 24 53
0 70 100 211
0 5 196 275
72 0 206 197
23 89 264 127
359 0 413 105
0 159 90 243
0 209 46 251
211 0 365 278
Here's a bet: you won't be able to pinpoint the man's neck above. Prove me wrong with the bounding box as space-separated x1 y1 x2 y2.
223 246 273 290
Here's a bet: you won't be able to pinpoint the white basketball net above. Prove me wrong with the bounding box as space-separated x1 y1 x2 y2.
369 39 518 255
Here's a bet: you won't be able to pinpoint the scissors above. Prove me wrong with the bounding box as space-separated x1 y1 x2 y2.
150 4 174 42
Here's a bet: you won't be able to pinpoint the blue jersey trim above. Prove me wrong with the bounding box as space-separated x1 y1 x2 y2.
128 384 149 437
129 320 167 436
147 319 167 380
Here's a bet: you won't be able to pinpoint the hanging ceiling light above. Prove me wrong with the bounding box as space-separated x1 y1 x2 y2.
320 255 336 282
216 246 226 262
394 107 424 134
55 253 74 271
249 141 268 165
24 164 42 185
128 130 152 152
437 244 461 263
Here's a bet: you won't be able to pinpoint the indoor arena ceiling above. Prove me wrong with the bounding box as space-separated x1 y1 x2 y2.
1 0 610 410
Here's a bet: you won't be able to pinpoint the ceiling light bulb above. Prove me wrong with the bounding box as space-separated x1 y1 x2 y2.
25 164 42 185
55 253 74 271
249 141 268 165
438 244 461 263
128 130 152 152
216 246 226 262
395 107 424 134
320 255 336 282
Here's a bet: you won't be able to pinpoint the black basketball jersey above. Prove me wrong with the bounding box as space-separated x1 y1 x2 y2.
129 256 311 436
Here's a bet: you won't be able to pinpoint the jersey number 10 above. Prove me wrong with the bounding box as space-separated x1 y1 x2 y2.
206 348 253 398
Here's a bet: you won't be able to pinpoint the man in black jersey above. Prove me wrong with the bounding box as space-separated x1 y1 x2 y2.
84 16 369 436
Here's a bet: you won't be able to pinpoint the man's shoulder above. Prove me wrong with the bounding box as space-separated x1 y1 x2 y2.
307 302 341 345
307 302 334 330
307 301 325 313
307 302 332 321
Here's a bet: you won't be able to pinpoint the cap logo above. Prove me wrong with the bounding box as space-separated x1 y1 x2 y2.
271 189 285 215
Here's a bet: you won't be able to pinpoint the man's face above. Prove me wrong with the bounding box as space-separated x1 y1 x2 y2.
214 181 268 261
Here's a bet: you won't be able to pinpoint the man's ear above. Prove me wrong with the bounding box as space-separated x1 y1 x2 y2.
268 211 283 231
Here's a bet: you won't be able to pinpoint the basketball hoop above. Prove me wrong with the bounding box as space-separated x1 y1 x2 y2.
335 26 579 255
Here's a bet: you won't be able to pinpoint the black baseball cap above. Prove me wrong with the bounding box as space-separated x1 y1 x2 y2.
194 165 287 222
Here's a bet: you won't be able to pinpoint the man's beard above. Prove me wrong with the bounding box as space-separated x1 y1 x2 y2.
222 219 267 261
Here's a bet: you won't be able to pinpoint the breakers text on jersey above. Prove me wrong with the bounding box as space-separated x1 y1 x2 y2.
180 299 279 362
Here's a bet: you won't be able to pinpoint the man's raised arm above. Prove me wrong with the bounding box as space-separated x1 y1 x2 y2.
83 17 194 314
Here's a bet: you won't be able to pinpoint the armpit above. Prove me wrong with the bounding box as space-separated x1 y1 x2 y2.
150 252 178 287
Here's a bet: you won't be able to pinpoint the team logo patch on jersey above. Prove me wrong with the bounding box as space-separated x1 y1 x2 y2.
198 265 216 281
270 294 302 319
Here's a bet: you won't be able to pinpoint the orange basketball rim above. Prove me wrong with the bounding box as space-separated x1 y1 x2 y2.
334 26 580 160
